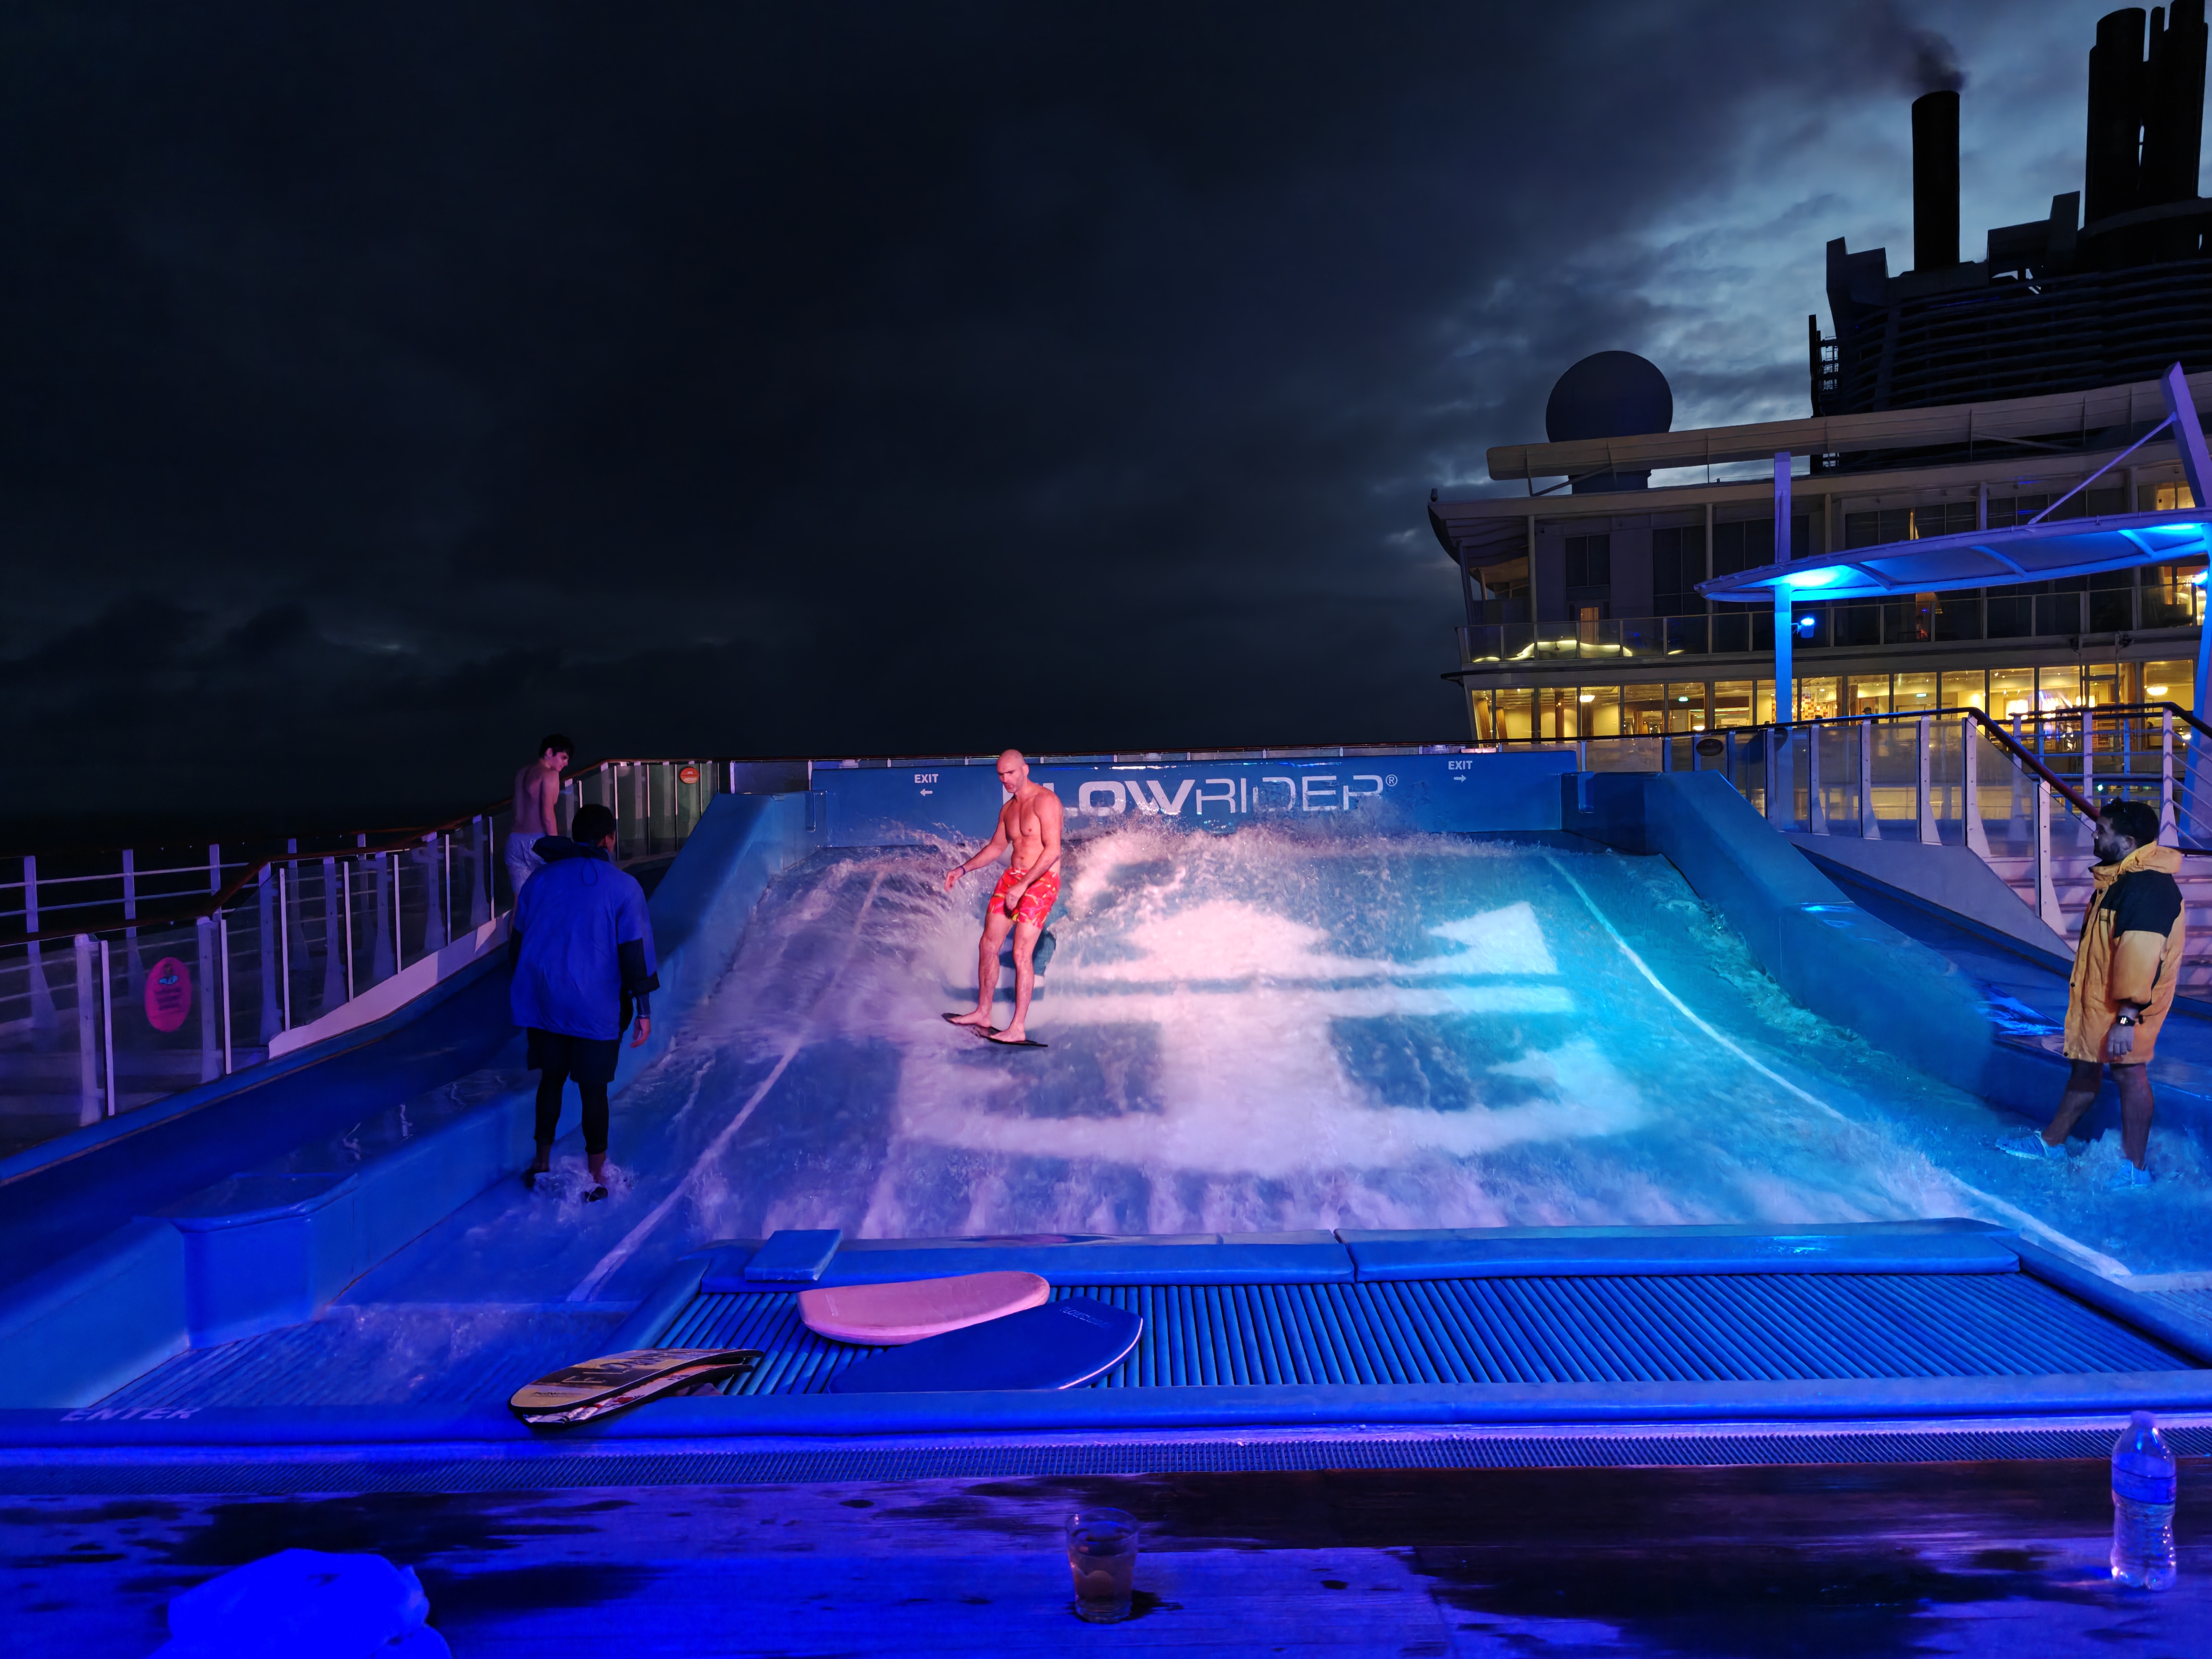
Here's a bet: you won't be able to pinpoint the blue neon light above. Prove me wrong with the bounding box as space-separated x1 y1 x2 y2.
1782 567 1843 588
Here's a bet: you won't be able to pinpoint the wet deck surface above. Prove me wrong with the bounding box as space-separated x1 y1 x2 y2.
8 1457 2207 1655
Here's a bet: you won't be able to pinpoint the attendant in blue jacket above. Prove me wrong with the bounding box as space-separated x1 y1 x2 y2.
511 802 659 1201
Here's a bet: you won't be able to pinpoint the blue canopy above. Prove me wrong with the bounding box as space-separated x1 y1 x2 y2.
1697 509 2211 604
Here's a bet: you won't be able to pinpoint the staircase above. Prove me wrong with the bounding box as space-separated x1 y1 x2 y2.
1983 850 2212 990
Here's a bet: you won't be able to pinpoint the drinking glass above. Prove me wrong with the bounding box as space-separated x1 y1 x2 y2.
1065 1507 1138 1622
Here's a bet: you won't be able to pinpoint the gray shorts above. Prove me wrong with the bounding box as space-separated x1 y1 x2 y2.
505 831 545 893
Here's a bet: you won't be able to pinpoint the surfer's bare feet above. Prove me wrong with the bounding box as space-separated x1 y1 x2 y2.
945 1010 993 1028
523 1148 552 1191
986 1027 1028 1044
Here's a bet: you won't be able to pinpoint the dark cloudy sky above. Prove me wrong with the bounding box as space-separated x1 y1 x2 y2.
0 2 2174 833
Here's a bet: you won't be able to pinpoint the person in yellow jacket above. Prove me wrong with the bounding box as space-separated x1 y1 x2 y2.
1999 799 2183 1189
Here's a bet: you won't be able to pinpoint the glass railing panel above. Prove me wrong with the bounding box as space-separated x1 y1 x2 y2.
1830 604 1882 648
106 918 222 1122
345 852 397 997
1582 736 1663 773
281 856 348 1027
1928 718 1963 844
2088 587 2134 633
1972 727 2026 853
1867 720 1920 832
2141 584 2202 629
1932 597 1984 643
2034 593 2083 636
1985 595 2035 638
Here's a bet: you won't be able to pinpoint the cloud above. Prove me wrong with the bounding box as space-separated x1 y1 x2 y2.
0 2 2118 828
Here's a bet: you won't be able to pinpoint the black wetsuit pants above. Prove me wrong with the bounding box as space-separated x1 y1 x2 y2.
535 1073 610 1156
525 1026 616 1157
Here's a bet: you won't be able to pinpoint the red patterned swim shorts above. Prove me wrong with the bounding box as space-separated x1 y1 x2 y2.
991 866 1060 926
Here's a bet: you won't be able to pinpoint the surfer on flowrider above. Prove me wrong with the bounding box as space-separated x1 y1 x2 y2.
943 748 1061 1047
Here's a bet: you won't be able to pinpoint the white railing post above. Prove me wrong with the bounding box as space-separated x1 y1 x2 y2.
99 936 115 1118
257 866 281 1046
470 817 491 930
341 859 356 1001
218 912 233 1076
1963 716 1993 859
2035 781 2065 930
2161 710 2180 846
74 933 99 1128
1808 723 1827 834
23 855 55 1048
122 846 144 1005
196 914 221 1083
369 853 395 982
1916 716 1939 845
2081 711 2094 812
1859 720 1879 838
418 837 448 956
2008 716 2026 846
323 856 347 1010
278 865 292 1030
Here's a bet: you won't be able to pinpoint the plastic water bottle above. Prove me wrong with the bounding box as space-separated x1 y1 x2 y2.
2111 1411 2178 1589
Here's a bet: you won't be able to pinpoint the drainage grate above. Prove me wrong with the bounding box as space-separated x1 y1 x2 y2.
660 1273 2187 1395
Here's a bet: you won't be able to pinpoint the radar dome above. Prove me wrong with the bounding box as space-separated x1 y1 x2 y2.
1544 351 1673 443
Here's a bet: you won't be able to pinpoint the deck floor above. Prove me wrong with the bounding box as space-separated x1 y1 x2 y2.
9 1457 2207 1655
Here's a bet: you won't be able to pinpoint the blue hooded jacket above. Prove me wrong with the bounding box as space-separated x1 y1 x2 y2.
510 838 660 1040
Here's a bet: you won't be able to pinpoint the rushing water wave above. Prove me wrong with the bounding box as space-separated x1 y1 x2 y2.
597 825 2093 1250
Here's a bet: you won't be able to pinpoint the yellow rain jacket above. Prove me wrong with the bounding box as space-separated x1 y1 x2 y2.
2065 840 2187 1065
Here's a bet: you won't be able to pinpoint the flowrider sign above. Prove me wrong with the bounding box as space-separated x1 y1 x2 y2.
810 750 1575 847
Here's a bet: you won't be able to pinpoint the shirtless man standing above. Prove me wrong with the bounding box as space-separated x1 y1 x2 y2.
507 734 573 898
944 750 1063 1046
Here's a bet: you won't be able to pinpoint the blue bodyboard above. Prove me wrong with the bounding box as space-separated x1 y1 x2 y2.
827 1296 1141 1393
743 1228 844 1283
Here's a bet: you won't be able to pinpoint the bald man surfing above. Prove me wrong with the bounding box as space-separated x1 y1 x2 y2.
944 750 1063 1046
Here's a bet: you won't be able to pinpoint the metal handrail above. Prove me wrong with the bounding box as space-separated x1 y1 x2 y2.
5 822 500 950
2005 699 2212 745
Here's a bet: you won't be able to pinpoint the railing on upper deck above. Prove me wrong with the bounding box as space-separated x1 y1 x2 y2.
1457 578 2207 665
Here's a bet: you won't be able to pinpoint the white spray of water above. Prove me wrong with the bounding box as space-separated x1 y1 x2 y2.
566 869 889 1301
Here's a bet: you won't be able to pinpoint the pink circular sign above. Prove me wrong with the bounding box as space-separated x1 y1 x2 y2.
146 956 192 1033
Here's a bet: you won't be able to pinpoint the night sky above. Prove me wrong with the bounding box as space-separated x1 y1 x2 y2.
0 3 2162 835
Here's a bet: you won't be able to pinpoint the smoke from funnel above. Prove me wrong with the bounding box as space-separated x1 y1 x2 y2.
1906 28 1967 93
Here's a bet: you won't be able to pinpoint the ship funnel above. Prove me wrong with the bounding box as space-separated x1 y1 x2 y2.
1911 90 1960 270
